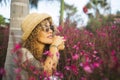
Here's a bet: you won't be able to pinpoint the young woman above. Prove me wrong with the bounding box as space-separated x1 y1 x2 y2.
20 13 65 79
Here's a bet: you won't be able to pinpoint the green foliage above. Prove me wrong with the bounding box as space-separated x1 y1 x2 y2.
85 0 109 18
84 0 112 32
116 11 120 15
64 3 79 26
86 18 101 32
59 0 64 26
0 0 8 5
65 3 77 19
86 15 115 32
0 15 5 25
29 0 42 8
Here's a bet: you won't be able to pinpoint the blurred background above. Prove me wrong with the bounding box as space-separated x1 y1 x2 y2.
0 0 120 80
0 0 120 27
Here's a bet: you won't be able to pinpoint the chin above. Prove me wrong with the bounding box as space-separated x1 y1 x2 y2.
48 39 53 44
40 38 52 44
48 41 53 44
45 40 53 44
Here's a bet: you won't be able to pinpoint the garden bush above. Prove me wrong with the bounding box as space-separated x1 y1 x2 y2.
2 21 120 80
0 26 9 79
57 22 120 80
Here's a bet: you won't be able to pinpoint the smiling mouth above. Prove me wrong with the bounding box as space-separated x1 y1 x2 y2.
47 35 53 39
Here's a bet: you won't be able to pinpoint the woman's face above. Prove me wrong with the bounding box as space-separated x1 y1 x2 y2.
36 20 54 44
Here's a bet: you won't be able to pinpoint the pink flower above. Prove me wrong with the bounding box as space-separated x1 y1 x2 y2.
92 54 96 58
57 26 63 32
85 55 90 62
72 45 77 49
66 58 71 62
111 50 118 62
113 57 118 62
29 65 35 71
44 51 53 58
48 53 53 58
33 70 39 75
92 62 100 68
29 76 36 80
80 51 85 55
71 65 78 75
59 73 64 79
56 52 60 59
11 43 21 53
16 75 21 80
103 78 109 80
79 63 83 67
83 6 88 14
54 71 63 79
14 68 21 74
83 65 93 73
101 32 107 37
87 42 94 47
63 36 67 41
64 66 70 70
43 51 50 55
112 25 116 29
0 68 6 75
72 45 79 50
80 77 87 80
44 77 50 80
72 54 79 60
43 71 47 77
15 43 21 50
93 50 98 54
111 50 115 56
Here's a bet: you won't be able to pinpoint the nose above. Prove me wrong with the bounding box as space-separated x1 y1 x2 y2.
48 28 53 33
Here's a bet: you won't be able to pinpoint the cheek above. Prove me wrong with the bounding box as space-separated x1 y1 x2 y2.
37 32 46 41
37 34 53 44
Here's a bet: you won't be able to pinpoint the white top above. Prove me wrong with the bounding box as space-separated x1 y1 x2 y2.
20 48 34 63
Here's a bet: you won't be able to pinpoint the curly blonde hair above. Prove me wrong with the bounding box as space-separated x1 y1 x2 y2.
23 18 56 60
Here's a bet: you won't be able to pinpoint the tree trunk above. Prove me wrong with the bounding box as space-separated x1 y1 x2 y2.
3 0 29 80
59 0 64 27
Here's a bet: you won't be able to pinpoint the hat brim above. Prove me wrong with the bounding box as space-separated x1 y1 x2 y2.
21 13 51 41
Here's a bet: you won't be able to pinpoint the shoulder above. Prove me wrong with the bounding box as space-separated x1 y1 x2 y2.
20 48 30 53
20 48 32 55
19 48 34 62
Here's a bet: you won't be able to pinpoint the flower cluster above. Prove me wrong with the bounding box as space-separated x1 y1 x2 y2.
57 22 120 80
1 21 120 80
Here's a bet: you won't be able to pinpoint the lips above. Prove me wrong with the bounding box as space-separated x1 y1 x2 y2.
47 35 53 39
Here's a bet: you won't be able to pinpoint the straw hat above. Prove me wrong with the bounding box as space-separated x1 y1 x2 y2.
21 13 51 41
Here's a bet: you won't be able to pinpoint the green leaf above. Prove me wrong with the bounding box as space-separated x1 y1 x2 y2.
86 3 92 9
0 15 5 25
